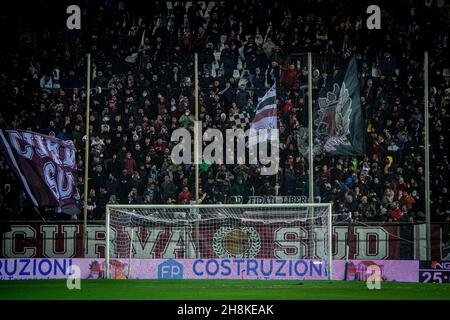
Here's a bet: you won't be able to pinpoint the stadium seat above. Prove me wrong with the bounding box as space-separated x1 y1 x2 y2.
237 59 243 71
206 1 215 11
238 46 245 61
166 1 173 11
255 34 263 45
212 59 220 70
198 1 206 10
238 78 248 87
241 69 250 80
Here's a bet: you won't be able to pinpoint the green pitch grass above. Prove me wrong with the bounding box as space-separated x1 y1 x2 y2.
1 280 450 300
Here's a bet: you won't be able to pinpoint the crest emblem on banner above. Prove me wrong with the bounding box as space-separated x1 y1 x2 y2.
212 226 261 258
315 82 352 153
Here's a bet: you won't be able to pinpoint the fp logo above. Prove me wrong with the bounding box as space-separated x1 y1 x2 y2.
158 259 184 279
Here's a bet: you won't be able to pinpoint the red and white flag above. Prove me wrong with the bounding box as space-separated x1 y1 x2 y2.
248 84 278 146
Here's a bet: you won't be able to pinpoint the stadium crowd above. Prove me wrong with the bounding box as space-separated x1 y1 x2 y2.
0 0 448 223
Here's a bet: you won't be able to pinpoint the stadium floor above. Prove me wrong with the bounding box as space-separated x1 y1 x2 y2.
0 280 449 300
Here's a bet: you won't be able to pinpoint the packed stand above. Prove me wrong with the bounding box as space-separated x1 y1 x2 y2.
0 0 448 224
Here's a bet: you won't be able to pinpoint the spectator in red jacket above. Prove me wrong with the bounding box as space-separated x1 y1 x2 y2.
281 64 300 89
123 152 137 174
282 99 294 115
154 138 167 156
387 203 403 221
178 186 193 204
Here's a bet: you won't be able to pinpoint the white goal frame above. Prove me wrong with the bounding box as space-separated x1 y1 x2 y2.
105 203 333 280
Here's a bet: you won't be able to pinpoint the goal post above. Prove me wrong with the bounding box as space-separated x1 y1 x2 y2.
105 203 333 280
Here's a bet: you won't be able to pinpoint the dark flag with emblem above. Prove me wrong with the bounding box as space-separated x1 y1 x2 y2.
0 129 81 216
314 56 365 155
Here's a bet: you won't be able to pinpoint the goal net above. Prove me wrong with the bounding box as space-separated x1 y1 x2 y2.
105 203 333 279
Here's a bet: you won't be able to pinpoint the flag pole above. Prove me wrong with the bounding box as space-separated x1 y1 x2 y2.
83 53 91 257
307 52 314 204
194 52 199 202
275 81 280 196
194 52 200 256
424 51 431 260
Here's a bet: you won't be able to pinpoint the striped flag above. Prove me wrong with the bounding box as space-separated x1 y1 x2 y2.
248 84 278 146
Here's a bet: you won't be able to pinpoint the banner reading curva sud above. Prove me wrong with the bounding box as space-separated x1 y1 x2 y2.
1 222 447 260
